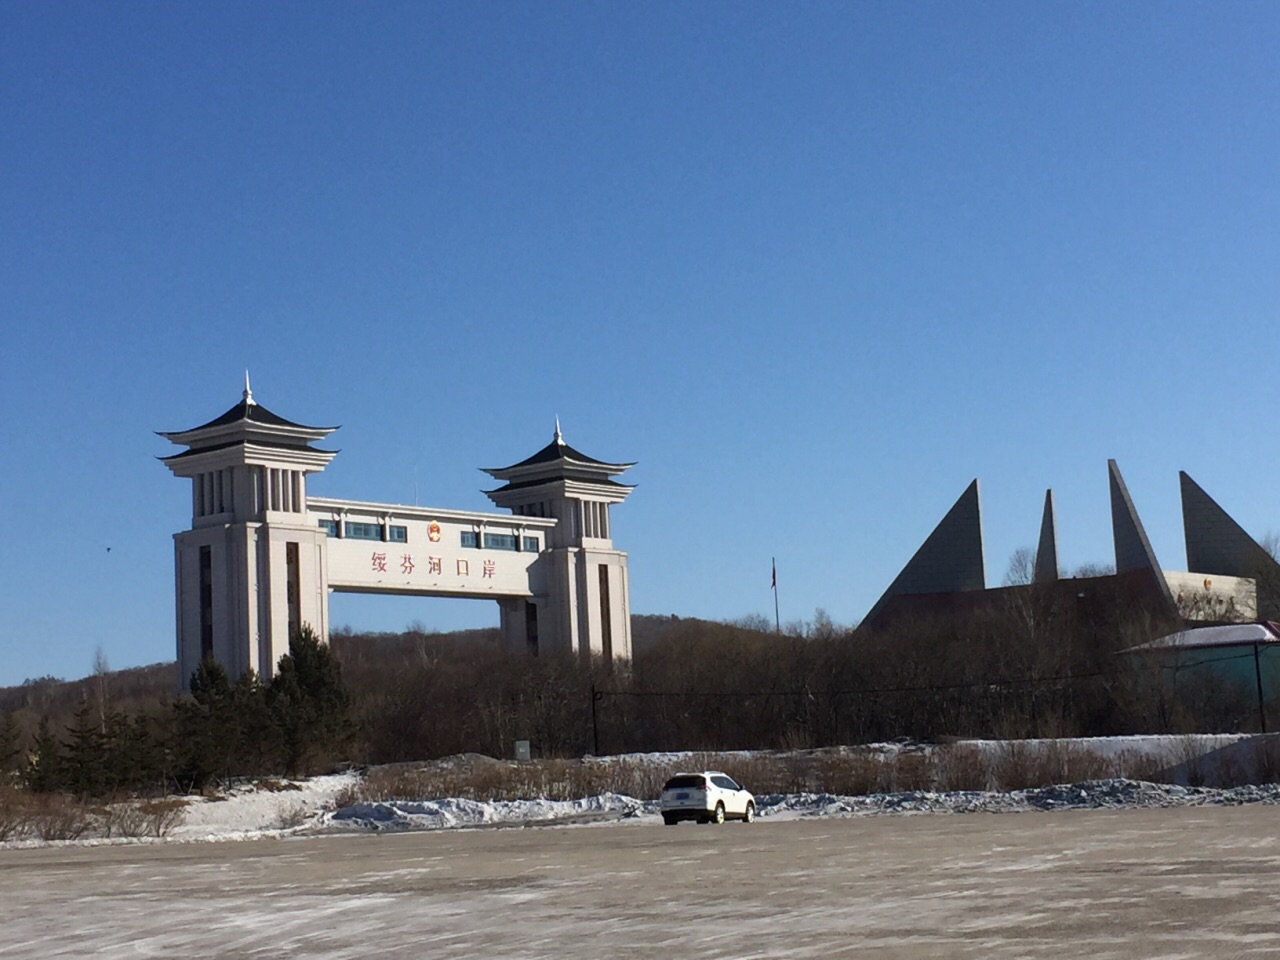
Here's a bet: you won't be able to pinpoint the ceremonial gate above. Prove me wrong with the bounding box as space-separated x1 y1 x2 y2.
160 378 634 689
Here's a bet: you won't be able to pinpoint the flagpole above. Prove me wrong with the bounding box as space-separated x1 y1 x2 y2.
772 557 780 634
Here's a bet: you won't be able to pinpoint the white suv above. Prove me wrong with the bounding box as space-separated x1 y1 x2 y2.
659 771 755 825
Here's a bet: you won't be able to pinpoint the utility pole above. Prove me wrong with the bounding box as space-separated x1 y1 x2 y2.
1254 643 1268 734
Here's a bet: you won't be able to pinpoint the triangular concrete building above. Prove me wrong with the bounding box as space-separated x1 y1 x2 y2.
1181 471 1280 619
1108 460 1175 607
1033 489 1059 583
864 480 985 625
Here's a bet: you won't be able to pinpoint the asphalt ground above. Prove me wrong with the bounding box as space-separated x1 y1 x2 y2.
3 805 1280 959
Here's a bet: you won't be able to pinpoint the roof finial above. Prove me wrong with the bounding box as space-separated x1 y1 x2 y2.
554 416 562 443
243 370 255 406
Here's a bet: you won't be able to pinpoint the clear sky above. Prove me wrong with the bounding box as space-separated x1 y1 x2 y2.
2 2 1278 686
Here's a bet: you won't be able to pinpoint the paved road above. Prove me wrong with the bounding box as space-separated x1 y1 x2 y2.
3 805 1280 958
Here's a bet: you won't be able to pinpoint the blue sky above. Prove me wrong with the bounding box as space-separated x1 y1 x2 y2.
2 2 1278 685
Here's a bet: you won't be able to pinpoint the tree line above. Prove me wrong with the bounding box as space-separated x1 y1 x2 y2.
1 626 350 799
2 585 1272 798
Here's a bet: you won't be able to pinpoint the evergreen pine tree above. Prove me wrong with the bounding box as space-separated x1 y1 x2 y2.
0 711 20 776
64 698 107 799
131 712 170 795
100 710 134 796
231 669 281 776
25 715 63 793
174 659 239 789
269 624 353 775
190 658 232 705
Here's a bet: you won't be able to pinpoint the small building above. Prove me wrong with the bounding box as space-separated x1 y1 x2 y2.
1120 622 1280 709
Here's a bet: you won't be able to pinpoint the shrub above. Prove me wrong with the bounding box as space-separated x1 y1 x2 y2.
887 751 935 792
29 795 94 841
1252 735 1280 784
1173 735 1211 787
100 802 153 839
0 784 32 841
1111 748 1167 783
330 781 361 811
934 743 988 791
140 798 187 837
987 741 1111 791
275 800 311 829
814 751 882 796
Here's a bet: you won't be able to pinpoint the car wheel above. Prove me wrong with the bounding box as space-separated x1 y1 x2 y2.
743 801 755 823
712 802 725 825
662 814 677 826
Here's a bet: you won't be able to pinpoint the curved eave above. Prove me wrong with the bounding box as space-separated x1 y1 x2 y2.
483 438 635 478
159 422 339 449
484 477 636 497
164 399 336 432
159 402 338 447
160 442 339 475
483 456 636 482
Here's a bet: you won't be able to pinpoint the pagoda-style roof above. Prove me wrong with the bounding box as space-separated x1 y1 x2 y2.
158 376 338 471
170 397 327 434
482 422 634 497
484 423 633 478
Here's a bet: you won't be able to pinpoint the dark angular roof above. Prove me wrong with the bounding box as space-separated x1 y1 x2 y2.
179 400 332 433
504 437 618 471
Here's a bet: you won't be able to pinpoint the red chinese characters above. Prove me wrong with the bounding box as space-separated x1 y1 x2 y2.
371 552 388 573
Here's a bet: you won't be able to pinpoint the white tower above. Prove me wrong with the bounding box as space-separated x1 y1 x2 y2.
159 376 337 688
482 422 636 661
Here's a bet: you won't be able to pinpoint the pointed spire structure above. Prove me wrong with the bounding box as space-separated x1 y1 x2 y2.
864 480 985 626
1033 489 1059 583
1181 471 1280 618
1108 459 1175 607
554 416 562 443
243 370 255 406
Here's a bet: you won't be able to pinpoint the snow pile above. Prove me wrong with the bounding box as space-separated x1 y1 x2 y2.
331 791 647 831
754 778 1280 820
170 770 361 842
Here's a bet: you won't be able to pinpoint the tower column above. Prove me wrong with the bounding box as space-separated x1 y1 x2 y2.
161 376 338 690
482 422 635 664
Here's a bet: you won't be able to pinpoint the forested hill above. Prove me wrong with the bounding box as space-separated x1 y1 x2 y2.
0 614 720 725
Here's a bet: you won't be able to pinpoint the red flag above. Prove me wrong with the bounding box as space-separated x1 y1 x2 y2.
771 559 776 590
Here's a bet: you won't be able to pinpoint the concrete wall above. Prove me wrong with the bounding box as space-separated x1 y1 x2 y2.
1164 571 1257 623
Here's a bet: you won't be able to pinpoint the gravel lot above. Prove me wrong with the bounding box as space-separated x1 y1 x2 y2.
4 805 1280 959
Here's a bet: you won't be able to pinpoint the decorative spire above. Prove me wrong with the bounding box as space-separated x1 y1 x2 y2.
553 416 562 444
243 370 255 406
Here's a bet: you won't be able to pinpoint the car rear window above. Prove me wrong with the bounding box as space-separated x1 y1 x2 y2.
664 775 706 790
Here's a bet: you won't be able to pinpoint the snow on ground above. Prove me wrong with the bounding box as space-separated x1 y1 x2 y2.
169 770 362 842
5 735 1280 850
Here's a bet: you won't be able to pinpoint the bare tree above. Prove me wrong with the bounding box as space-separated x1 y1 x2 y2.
1003 547 1035 586
1072 562 1115 578
92 647 110 732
